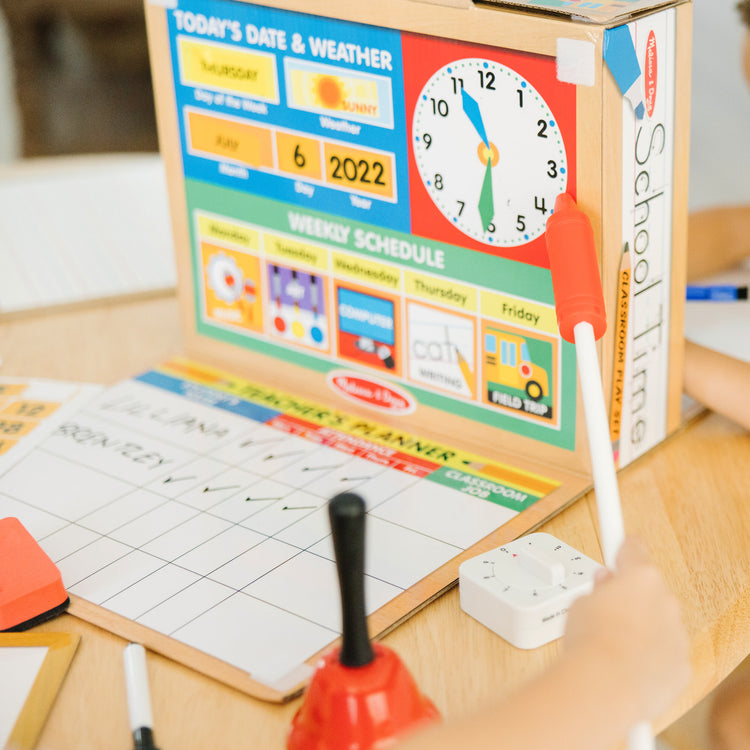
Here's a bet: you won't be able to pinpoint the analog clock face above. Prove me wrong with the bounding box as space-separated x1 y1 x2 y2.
412 58 568 248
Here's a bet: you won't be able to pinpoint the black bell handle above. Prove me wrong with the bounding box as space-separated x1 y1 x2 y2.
328 492 375 668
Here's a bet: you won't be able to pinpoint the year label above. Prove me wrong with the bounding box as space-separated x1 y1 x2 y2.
323 143 395 200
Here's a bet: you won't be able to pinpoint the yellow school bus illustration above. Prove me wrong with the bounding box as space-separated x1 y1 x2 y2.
484 330 549 401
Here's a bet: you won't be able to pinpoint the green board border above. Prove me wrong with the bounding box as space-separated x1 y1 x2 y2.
185 178 577 448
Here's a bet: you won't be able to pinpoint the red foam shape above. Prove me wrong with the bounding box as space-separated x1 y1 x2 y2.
0 517 68 631
287 643 440 750
545 193 607 343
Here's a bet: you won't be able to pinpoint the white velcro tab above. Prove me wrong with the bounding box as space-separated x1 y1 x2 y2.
556 38 596 87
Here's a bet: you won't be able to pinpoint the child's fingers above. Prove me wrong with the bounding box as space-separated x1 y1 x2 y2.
593 567 610 584
616 535 650 570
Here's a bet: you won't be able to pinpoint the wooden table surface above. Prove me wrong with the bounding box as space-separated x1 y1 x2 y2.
2 293 749 749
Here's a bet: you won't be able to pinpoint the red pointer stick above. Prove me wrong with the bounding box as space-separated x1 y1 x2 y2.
546 194 653 750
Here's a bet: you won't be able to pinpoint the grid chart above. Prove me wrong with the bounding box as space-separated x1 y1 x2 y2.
0 362 555 694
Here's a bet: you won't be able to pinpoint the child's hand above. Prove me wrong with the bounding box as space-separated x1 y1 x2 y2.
564 536 691 722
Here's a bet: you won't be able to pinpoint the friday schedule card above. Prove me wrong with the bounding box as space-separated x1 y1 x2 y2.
0 359 574 701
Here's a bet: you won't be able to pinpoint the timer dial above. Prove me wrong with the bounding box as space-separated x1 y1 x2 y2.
412 58 568 247
459 532 603 649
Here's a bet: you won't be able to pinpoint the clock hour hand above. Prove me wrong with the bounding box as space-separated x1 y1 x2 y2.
461 88 489 148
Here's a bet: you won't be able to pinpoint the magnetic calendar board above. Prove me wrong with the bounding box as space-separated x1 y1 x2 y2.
0 359 589 702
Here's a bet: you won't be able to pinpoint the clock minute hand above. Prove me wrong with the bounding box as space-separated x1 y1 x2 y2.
478 156 495 232
461 88 489 148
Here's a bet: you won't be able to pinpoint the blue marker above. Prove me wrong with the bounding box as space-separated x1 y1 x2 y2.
686 284 749 301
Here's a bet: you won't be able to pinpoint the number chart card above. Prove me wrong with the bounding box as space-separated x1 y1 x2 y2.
0 378 102 468
0 358 582 702
145 0 691 483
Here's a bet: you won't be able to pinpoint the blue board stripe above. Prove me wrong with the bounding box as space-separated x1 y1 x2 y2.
135 370 281 423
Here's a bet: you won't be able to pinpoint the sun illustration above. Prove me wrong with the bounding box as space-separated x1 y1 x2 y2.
313 75 346 109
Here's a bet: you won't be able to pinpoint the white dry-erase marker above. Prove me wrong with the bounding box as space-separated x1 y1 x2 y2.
546 195 654 750
123 643 160 750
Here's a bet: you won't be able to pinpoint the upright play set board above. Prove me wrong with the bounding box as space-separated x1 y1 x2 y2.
0 0 692 705
146 0 690 473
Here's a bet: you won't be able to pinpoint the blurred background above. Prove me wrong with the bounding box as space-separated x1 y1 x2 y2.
0 0 158 161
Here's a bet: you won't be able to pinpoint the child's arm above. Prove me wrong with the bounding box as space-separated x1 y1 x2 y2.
708 661 750 750
688 206 750 282
395 537 690 750
683 341 750 431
